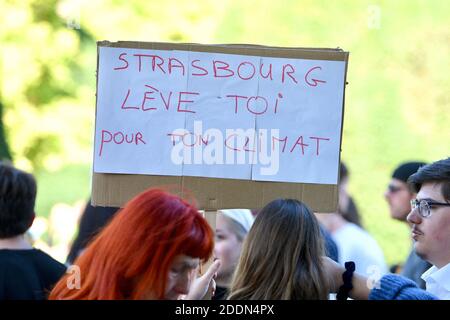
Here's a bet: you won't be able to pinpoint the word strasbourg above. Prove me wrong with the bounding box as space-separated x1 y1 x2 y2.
113 52 327 87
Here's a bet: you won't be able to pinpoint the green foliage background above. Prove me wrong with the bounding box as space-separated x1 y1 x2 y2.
1 0 449 265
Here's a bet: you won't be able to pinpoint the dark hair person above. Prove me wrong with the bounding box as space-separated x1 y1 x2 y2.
339 162 362 227
0 162 66 300
66 199 119 265
323 157 450 300
228 199 329 299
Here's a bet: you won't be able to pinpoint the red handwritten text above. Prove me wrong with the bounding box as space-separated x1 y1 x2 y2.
99 130 146 157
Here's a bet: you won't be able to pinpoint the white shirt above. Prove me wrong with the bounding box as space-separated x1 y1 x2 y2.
421 263 450 300
332 223 388 279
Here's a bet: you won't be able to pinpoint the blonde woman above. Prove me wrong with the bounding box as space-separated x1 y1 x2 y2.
213 209 254 300
228 199 329 300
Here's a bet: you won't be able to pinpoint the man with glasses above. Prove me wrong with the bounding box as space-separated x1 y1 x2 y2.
407 157 450 299
384 161 431 288
323 158 449 300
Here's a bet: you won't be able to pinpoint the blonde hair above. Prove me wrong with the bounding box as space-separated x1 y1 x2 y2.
228 199 329 300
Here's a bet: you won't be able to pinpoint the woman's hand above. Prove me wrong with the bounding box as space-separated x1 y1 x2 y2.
185 259 221 300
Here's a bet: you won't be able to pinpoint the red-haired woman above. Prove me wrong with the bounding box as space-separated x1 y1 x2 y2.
49 188 219 300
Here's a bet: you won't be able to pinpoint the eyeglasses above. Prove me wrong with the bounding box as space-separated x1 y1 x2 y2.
410 199 450 218
387 184 405 193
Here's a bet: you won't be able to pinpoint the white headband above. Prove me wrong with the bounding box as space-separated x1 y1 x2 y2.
217 209 255 233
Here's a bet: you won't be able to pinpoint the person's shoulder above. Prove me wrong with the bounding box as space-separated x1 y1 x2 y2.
28 249 67 287
336 223 369 241
0 248 65 273
346 223 382 246
0 249 34 266
0 249 15 260
341 224 386 262
32 249 66 268
344 222 367 234
0 250 40 289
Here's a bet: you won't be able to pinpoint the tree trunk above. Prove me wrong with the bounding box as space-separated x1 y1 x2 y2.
0 100 12 161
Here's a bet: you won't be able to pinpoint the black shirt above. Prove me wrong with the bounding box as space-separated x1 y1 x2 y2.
212 286 228 300
0 248 66 300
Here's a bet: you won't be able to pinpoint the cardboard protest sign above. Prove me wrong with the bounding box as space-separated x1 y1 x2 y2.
92 41 349 212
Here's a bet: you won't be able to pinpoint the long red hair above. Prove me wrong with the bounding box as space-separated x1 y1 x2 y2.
49 188 213 299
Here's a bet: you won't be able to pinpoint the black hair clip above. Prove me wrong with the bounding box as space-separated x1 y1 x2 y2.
336 261 355 301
